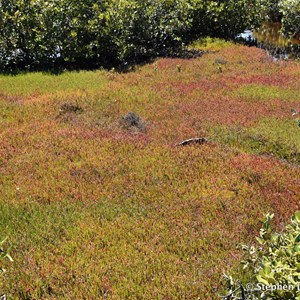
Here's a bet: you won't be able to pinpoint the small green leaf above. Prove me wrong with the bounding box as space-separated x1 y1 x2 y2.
294 211 300 223
256 275 270 285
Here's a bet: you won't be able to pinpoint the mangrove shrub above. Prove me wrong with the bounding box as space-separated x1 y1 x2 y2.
0 0 270 70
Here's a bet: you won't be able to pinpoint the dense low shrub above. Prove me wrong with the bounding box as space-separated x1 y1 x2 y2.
221 212 300 299
190 0 265 39
0 0 194 69
0 0 268 70
0 0 113 69
279 0 300 38
257 0 282 22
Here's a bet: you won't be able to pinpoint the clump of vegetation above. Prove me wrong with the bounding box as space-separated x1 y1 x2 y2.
121 112 147 132
279 0 300 38
190 0 265 40
59 103 83 115
221 212 300 299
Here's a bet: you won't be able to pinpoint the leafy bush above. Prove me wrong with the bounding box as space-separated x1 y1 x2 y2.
0 0 268 70
258 0 300 38
0 0 194 70
257 0 282 22
279 0 300 38
106 0 194 63
190 0 265 39
0 0 113 69
221 212 300 299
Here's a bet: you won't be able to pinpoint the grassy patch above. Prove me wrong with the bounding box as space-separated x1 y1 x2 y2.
233 84 299 102
191 37 234 52
210 118 300 164
0 71 108 96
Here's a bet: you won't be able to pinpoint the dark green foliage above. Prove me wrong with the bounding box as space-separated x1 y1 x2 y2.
189 0 263 39
0 0 113 69
0 0 267 70
257 0 300 38
256 0 282 22
279 0 300 38
222 212 300 300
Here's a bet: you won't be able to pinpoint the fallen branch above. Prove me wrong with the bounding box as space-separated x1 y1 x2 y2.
177 137 208 146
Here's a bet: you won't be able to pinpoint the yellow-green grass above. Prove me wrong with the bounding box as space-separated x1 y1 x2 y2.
0 71 109 96
0 42 300 299
190 37 234 52
233 84 299 102
209 118 300 164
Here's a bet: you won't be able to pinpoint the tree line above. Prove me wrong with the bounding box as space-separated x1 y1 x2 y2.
0 0 298 71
